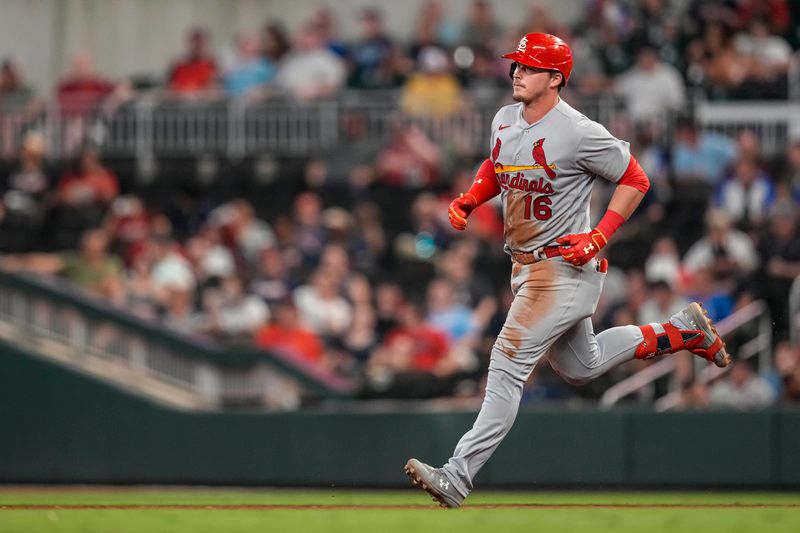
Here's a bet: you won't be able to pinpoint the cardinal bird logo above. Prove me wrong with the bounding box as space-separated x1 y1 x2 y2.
491 137 502 163
532 138 557 179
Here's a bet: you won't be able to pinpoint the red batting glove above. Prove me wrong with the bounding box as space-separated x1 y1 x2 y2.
448 193 478 231
556 228 608 266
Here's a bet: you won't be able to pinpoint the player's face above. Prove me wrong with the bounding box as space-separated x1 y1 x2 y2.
511 64 561 103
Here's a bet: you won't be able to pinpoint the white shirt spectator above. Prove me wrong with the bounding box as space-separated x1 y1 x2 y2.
277 49 346 100
683 229 759 275
709 364 776 410
294 284 352 337
735 33 792 70
216 295 269 335
615 52 686 123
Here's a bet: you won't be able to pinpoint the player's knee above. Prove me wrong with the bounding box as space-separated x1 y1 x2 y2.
550 362 594 386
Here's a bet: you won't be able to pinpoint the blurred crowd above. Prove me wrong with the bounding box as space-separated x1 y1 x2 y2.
1 0 799 114
1 0 800 407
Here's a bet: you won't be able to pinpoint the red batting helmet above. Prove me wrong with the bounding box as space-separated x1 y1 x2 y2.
503 33 573 86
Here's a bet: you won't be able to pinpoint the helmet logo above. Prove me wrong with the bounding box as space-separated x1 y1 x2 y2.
517 36 527 53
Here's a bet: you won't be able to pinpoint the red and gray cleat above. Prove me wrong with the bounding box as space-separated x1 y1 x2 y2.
670 302 731 368
404 458 464 509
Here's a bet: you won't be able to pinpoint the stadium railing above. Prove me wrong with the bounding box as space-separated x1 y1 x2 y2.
599 299 772 410
0 270 354 411
2 91 797 160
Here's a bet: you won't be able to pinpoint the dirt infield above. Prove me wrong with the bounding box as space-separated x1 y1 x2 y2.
3 503 800 510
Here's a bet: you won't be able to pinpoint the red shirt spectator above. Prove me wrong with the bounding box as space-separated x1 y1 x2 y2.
255 301 324 364
382 325 448 371
168 28 219 95
169 60 217 93
56 52 115 116
58 147 119 207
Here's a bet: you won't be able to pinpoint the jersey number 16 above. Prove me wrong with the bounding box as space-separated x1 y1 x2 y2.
523 195 552 221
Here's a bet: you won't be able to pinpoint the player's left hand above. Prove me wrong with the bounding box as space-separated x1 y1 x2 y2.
556 229 608 266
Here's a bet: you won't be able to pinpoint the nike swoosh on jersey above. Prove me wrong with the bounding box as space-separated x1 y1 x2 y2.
494 163 557 173
498 124 511 130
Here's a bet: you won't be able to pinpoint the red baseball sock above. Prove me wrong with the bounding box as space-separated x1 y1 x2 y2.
634 323 704 359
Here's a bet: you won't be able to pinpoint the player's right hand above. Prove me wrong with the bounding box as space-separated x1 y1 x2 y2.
448 193 478 231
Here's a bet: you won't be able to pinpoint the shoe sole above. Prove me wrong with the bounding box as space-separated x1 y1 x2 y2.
404 460 458 509
688 302 730 368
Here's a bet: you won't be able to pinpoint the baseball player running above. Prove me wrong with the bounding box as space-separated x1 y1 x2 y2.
405 33 729 508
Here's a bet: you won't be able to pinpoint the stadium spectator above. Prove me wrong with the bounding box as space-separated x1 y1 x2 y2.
250 246 293 307
683 209 759 278
223 31 275 100
644 236 684 287
393 192 452 269
614 44 686 124
207 198 276 267
782 347 800 402
349 8 399 89
56 51 126 117
291 192 327 268
0 227 125 305
255 299 325 365
366 299 462 398
638 280 690 325
56 146 118 207
699 22 750 99
734 0 792 35
56 52 133 154
410 1 460 55
461 46 507 107
518 2 562 38
781 138 800 198
262 21 291 63
123 241 161 319
734 17 793 98
0 132 53 252
460 0 502 52
293 267 353 339
276 24 346 101
103 195 162 253
167 27 220 98
400 46 462 119
376 122 442 187
374 280 404 339
671 117 737 186
713 158 776 231
756 201 800 338
708 360 776 409
308 7 348 59
46 146 119 250
303 111 383 201
0 57 36 114
201 274 269 339
426 277 477 343
764 341 800 400
0 57 41 156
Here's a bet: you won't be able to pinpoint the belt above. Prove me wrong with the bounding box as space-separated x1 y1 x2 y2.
510 246 561 265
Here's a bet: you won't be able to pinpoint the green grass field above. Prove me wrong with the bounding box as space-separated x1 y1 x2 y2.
1 488 799 533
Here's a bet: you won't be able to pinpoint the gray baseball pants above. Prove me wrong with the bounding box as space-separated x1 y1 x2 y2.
441 257 644 497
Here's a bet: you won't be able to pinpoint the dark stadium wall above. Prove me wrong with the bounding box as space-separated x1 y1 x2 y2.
2 343 799 487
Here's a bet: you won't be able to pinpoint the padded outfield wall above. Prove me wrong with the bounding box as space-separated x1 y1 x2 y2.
2 343 799 487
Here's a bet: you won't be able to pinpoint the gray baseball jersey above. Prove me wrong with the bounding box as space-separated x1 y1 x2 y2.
489 99 631 253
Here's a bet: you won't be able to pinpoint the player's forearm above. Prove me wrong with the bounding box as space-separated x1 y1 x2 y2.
606 184 645 221
463 159 501 205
